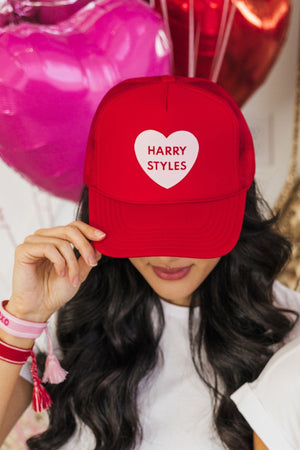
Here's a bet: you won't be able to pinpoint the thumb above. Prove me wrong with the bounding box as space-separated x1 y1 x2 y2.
77 251 102 284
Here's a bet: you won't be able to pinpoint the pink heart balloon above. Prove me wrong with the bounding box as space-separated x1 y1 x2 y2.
0 0 93 26
0 0 171 201
38 0 92 24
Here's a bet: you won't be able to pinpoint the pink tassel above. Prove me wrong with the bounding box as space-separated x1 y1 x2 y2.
42 352 68 383
30 351 53 413
42 327 68 384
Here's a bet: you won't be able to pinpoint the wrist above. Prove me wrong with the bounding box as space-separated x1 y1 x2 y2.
0 298 48 348
0 329 35 349
6 298 50 323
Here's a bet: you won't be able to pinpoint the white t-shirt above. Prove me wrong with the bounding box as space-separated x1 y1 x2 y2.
230 336 300 450
20 280 300 449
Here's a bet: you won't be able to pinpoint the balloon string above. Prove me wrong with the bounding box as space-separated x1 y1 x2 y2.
211 2 236 83
209 0 230 80
159 0 174 72
188 0 195 77
194 23 201 75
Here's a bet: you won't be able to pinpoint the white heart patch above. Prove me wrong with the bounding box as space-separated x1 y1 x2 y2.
134 130 199 189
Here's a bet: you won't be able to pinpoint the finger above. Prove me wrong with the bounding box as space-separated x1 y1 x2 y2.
16 242 67 278
30 223 104 268
24 236 103 287
33 221 106 244
24 236 87 287
76 250 102 285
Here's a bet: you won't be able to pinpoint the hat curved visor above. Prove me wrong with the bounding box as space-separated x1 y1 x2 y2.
88 188 247 258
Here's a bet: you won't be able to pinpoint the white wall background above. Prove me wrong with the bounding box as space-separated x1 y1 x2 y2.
242 0 300 207
0 0 299 299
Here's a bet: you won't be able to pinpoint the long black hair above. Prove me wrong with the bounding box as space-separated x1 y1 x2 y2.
27 179 299 449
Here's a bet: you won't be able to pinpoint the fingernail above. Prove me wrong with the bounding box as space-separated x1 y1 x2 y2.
72 276 80 287
94 230 106 239
88 256 98 267
60 269 66 277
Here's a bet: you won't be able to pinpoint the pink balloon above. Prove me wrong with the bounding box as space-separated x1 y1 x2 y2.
0 0 14 26
0 0 93 25
0 0 171 201
38 0 92 25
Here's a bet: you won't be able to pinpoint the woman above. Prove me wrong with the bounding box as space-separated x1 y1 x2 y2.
0 76 299 450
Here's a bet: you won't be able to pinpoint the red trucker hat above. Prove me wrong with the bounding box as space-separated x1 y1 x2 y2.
83 76 255 258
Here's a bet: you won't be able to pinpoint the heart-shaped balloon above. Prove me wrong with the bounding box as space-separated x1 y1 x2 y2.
38 0 92 24
0 0 171 201
153 0 291 105
0 0 93 25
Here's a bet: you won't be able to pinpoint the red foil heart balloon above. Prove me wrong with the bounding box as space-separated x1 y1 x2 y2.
0 0 171 201
154 0 291 105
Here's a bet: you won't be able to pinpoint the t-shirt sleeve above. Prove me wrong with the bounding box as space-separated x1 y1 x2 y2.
230 336 300 450
19 312 60 384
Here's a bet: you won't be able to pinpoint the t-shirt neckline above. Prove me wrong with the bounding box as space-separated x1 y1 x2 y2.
160 297 200 319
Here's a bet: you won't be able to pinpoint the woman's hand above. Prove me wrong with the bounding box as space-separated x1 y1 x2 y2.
6 220 106 322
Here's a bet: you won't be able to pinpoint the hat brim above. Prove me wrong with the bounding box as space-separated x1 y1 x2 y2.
88 188 247 258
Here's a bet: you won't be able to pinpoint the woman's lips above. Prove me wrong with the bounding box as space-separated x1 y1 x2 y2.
152 265 192 280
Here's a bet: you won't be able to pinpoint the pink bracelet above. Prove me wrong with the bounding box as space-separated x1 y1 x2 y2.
0 300 47 339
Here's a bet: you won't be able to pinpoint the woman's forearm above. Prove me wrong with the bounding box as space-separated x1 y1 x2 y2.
0 327 34 441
